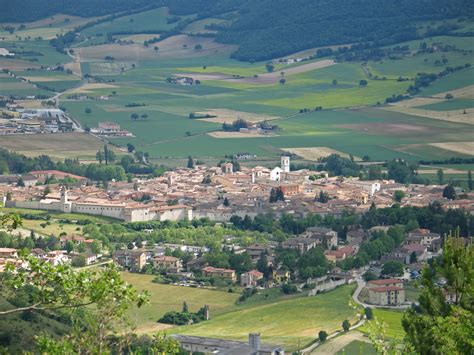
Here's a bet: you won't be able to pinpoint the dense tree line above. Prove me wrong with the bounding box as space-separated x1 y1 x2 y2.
0 0 160 22
5 0 472 61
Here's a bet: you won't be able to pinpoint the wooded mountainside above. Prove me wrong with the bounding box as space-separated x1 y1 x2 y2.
2 0 473 61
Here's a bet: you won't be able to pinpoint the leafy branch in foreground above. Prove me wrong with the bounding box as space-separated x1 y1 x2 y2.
402 232 474 354
0 213 22 232
1 252 151 353
1 252 148 316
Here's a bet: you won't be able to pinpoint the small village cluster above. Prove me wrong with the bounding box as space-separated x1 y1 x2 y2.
2 156 473 222
0 156 457 309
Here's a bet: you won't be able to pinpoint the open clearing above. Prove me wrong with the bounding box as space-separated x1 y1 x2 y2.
429 142 474 156
121 273 238 334
0 132 120 160
173 285 357 351
196 109 278 124
282 147 353 160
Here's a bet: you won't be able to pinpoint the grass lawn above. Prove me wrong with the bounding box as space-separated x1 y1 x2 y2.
172 285 358 351
359 309 405 339
121 273 239 333
336 340 377 355
21 219 82 237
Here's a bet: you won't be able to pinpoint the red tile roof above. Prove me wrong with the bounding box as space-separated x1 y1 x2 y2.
368 278 402 285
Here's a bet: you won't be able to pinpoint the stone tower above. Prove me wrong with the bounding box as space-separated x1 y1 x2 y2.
281 155 290 173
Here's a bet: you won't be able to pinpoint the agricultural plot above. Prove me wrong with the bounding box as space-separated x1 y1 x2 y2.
0 73 52 97
76 35 236 63
173 285 358 351
282 147 356 160
0 14 100 40
0 132 122 160
417 98 474 111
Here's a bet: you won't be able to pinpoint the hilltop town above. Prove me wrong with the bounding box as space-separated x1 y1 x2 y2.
3 156 473 223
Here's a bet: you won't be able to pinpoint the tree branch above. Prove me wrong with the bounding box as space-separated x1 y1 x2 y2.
0 301 95 316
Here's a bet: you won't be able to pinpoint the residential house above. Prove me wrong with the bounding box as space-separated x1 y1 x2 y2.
324 245 358 263
0 248 18 259
153 255 182 273
272 270 290 284
202 266 236 282
43 250 70 266
406 229 441 251
245 244 271 263
113 250 146 271
241 270 264 287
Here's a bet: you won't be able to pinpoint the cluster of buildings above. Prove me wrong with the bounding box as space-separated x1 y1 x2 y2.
3 156 474 223
90 121 133 137
0 104 74 135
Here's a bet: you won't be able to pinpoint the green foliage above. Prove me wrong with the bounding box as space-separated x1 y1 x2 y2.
281 283 298 295
342 319 350 331
402 234 474 354
318 330 328 342
393 190 405 203
381 260 404 277
443 184 457 200
365 307 374 320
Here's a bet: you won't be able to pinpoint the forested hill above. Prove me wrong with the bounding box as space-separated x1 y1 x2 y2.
2 0 472 61
212 0 473 61
0 0 160 22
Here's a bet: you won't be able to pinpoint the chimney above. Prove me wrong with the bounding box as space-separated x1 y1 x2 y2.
249 333 261 350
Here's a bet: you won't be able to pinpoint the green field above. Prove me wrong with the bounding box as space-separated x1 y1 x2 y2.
121 273 239 332
417 98 474 111
336 340 377 355
173 285 358 351
359 309 405 339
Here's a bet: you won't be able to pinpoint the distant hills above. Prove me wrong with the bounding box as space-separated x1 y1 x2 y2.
2 0 473 61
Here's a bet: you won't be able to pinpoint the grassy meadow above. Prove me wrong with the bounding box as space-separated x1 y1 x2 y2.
173 285 358 351
359 309 405 339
